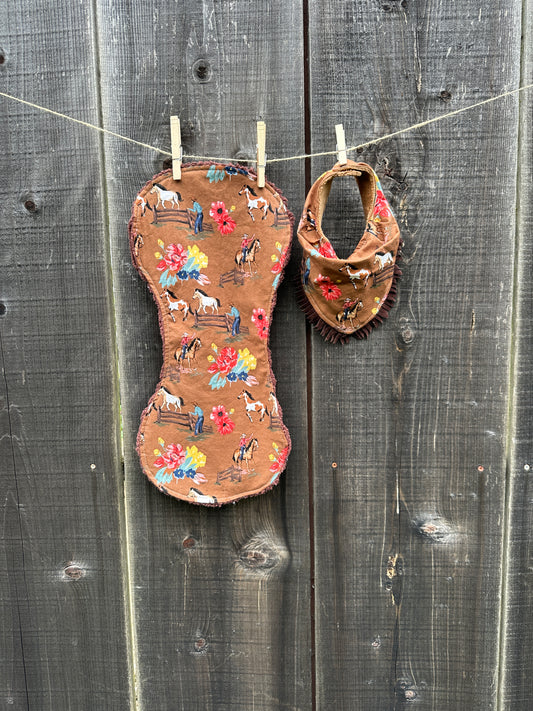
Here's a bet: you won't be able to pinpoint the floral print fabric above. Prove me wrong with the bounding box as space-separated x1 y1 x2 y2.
297 161 402 341
130 164 292 506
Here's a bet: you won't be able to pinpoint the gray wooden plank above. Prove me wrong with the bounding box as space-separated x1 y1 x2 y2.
501 5 533 707
95 1 310 709
308 1 521 708
0 2 131 709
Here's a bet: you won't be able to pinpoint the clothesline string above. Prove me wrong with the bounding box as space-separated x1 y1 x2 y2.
1 83 532 163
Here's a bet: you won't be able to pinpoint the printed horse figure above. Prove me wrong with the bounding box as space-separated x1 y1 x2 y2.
339 264 372 289
150 183 182 209
232 438 259 468
235 238 261 273
193 289 221 313
162 289 190 322
175 337 202 367
268 392 279 417
157 386 184 412
133 234 144 258
271 191 286 213
374 251 394 271
237 389 268 423
336 299 364 329
238 184 272 222
134 195 149 216
188 488 217 505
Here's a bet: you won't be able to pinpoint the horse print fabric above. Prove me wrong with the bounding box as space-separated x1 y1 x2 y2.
297 161 402 343
130 163 292 506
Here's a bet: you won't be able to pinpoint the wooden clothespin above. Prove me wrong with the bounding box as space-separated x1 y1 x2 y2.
170 115 182 180
335 124 347 165
256 121 266 188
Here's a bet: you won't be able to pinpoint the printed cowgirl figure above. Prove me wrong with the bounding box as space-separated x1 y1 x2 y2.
241 234 253 263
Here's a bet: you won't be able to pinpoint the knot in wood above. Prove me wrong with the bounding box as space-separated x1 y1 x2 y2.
395 679 417 701
397 318 415 345
233 150 251 163
193 637 208 654
237 535 289 575
63 563 84 580
413 514 455 543
192 59 212 83
182 536 197 550
21 193 39 214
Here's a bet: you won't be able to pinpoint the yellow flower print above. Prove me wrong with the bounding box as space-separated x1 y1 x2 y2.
187 244 208 269
186 445 206 469
238 348 257 370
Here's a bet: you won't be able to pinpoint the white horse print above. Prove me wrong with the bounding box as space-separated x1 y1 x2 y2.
237 389 268 423
374 251 394 271
134 195 148 215
162 289 190 322
339 264 372 289
149 182 182 209
238 184 272 222
188 488 217 504
157 386 184 412
193 289 221 314
268 392 279 417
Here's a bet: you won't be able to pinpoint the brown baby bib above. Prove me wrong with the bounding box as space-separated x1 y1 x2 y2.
297 160 402 343
129 163 293 506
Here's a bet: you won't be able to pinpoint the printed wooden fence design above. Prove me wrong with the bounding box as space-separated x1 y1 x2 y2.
193 311 249 334
372 263 395 286
272 207 291 228
160 364 181 381
155 407 213 433
219 268 246 287
152 206 214 232
216 465 244 484
269 412 282 429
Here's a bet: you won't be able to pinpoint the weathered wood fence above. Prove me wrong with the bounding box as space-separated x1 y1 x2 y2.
1 0 532 709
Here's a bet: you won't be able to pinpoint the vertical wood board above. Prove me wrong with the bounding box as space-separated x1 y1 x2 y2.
95 1 310 709
308 1 522 708
0 2 130 709
501 1 533 706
